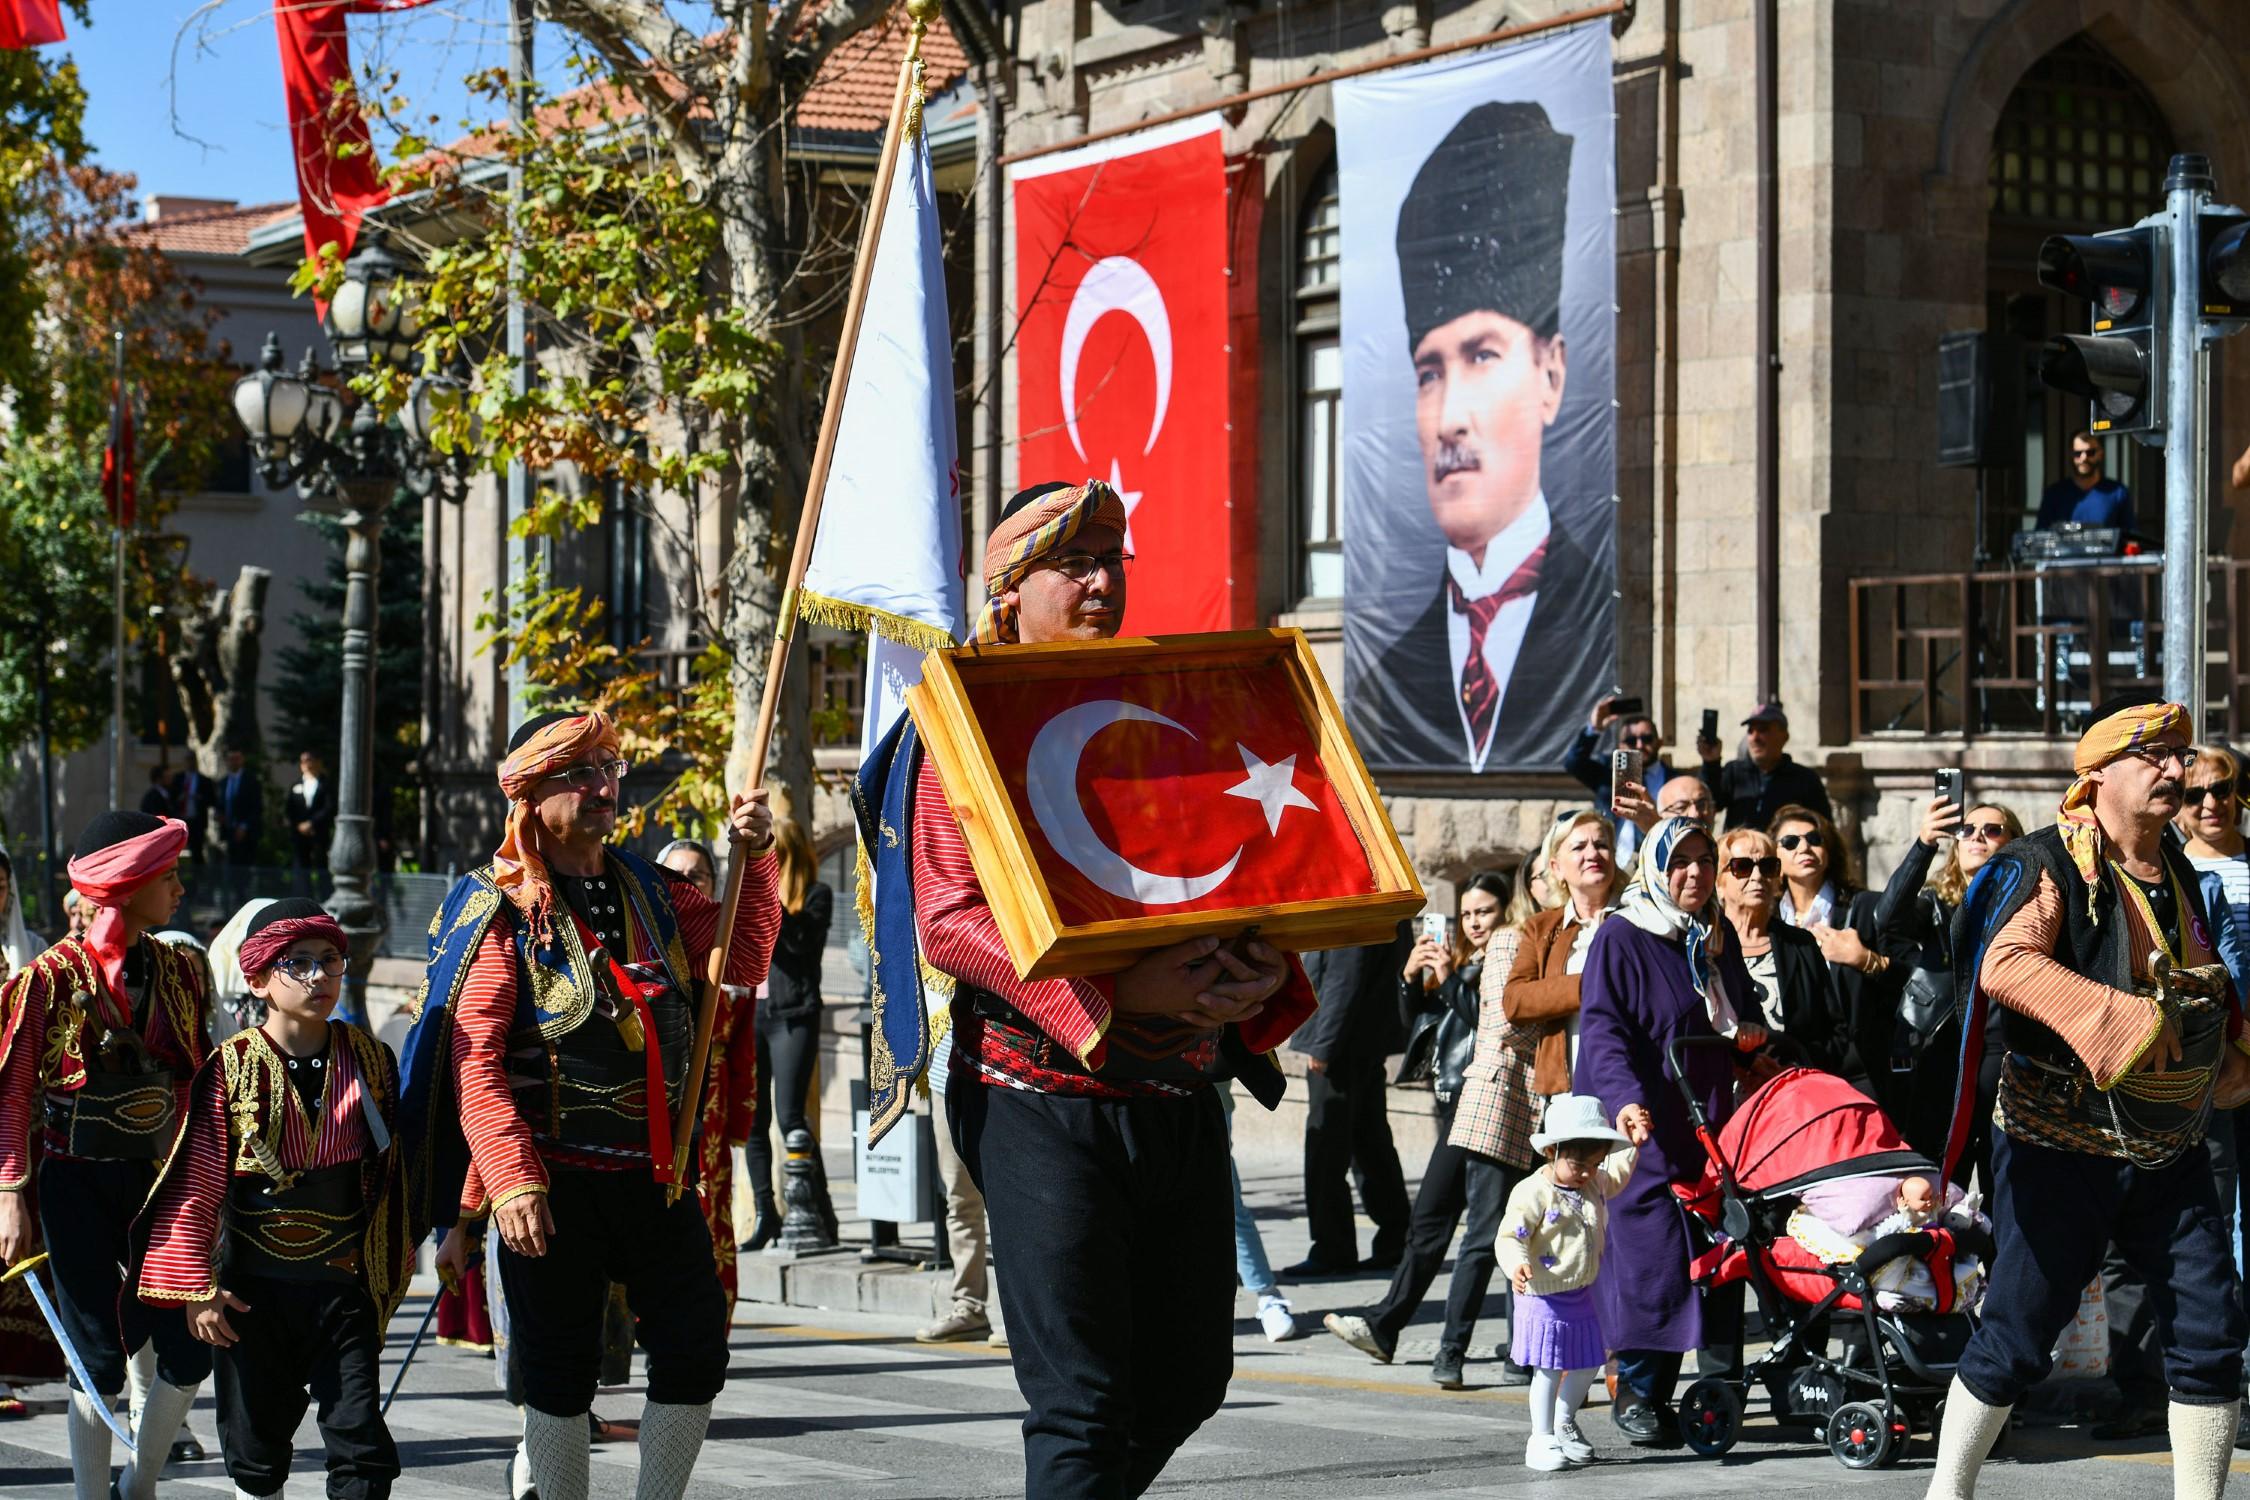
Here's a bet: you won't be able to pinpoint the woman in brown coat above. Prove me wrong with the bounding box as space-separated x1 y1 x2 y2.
1503 810 1624 1096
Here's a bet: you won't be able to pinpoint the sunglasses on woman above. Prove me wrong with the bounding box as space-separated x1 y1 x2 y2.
2183 782 2238 807
1724 856 1782 879
1956 821 2009 841
1775 831 1824 851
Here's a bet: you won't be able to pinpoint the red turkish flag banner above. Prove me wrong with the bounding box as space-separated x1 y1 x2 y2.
275 0 439 282
0 0 64 49
1010 117 1246 635
966 660 1377 928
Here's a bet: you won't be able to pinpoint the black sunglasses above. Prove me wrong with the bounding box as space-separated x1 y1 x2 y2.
2184 782 2238 807
1776 831 1825 851
1725 856 1782 879
1620 731 1659 747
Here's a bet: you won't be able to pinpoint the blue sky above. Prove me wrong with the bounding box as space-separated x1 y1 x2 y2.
65 2 557 208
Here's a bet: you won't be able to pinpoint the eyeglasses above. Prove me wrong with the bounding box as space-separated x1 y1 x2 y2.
274 954 349 982
1956 821 2010 841
2119 744 2194 772
2183 782 2238 807
1620 731 1659 747
1776 831 1825 851
1039 550 1133 584
543 759 631 792
1724 856 1782 879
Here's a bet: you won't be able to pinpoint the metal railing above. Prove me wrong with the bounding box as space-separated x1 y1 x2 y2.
1849 556 2250 740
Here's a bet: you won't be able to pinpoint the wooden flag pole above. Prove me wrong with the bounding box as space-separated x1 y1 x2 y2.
667 0 934 1200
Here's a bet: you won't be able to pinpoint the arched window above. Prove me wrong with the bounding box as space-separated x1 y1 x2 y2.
1293 159 1342 601
1988 36 2173 230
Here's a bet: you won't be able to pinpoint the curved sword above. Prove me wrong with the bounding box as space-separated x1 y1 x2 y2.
1 1254 134 1444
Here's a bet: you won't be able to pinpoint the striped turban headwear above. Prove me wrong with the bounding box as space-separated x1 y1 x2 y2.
494 709 620 946
2058 693 2190 907
974 478 1130 644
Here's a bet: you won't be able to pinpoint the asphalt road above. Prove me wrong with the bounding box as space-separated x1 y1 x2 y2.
1 1286 2238 1498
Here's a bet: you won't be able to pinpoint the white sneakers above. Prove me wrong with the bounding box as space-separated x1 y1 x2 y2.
1257 1294 1298 1342
1524 1435 1572 1471
1524 1422 1597 1470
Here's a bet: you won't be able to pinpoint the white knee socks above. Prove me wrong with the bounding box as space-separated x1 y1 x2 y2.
635 1400 714 1500
2169 1399 2237 1500
65 1386 113 1500
120 1376 200 1500
522 1406 591 1500
1926 1375 2012 1500
1558 1367 1598 1425
1528 1368 1560 1437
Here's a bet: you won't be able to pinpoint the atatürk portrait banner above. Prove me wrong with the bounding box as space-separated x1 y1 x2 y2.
1336 21 1616 775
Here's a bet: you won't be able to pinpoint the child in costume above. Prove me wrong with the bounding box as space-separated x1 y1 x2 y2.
1497 1093 1650 1472
135 899 413 1499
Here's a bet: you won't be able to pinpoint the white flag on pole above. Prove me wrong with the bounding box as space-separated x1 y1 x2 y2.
799 115 965 660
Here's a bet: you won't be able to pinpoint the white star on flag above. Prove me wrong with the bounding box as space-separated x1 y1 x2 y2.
1224 744 1317 837
1108 458 1143 550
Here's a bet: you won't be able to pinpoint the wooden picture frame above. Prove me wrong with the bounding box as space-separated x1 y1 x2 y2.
906 627 1425 980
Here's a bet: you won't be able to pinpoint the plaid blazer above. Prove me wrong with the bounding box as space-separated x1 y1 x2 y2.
1447 927 1546 1171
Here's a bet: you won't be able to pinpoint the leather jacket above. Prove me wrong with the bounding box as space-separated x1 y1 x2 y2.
1399 959 1483 1103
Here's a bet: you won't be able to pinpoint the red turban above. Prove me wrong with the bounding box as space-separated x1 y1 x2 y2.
66 817 189 1006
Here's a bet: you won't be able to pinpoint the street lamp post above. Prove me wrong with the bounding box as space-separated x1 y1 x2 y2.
232 235 464 1022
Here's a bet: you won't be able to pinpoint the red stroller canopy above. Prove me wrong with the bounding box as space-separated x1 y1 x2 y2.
1702 1067 1934 1199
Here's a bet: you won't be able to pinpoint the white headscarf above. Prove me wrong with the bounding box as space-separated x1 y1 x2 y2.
0 849 41 974
1615 817 1743 1036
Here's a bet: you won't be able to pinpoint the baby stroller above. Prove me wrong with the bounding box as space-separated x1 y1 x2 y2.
1662 1038 1997 1469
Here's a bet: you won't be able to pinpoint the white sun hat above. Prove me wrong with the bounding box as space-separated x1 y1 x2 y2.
1529 1093 1633 1154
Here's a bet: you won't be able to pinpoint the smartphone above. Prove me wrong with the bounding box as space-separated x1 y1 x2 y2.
1612 746 1646 805
1935 767 1967 813
1700 708 1719 743
1417 913 1451 948
1608 694 1645 719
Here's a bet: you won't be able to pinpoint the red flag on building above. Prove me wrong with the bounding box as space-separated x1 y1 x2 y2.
274 1 436 273
0 0 65 49
1009 117 1253 635
101 379 135 530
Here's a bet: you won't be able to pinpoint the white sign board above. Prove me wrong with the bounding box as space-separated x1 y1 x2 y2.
854 1106 929 1224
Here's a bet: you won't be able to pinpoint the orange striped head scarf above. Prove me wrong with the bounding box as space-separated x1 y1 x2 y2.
494 710 620 944
974 478 1129 644
2059 695 2189 899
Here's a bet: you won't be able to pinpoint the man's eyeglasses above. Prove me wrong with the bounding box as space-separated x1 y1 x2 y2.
274 954 349 983
1039 550 1133 584
2184 782 2238 807
1620 732 1659 748
1724 856 1782 879
543 759 631 792
1956 821 2010 842
1776 831 1825 851
2119 744 2194 772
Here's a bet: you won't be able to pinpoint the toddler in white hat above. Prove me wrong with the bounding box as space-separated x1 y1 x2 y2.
1498 1092 1650 1471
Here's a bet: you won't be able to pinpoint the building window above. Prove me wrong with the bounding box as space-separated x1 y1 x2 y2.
1294 159 1342 601
1988 35 2173 229
603 478 649 648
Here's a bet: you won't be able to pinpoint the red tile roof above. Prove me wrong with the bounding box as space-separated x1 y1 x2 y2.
128 201 297 256
795 13 971 134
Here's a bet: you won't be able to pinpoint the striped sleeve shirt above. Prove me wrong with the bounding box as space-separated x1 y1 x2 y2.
137 1030 390 1304
451 848 783 1213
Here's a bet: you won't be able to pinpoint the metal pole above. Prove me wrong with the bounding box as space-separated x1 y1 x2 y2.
36 593 56 925
2163 154 2211 720
503 0 533 730
109 329 126 808
1752 0 1779 702
326 463 394 1028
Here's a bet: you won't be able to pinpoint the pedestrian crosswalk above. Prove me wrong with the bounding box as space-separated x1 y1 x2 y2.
0 1296 2194 1498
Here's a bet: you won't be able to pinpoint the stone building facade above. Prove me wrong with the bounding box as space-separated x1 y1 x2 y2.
965 0 2250 899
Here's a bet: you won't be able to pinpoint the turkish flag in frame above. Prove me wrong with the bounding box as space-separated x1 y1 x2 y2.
906 629 1424 980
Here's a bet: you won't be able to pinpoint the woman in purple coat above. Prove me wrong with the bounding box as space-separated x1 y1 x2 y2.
1575 818 1768 1447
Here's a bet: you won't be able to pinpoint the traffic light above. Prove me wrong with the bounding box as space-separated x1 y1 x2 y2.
2036 225 2166 441
2201 207 2250 324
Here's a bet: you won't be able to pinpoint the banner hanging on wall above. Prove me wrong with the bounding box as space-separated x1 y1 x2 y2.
1009 115 1240 635
1336 21 1617 774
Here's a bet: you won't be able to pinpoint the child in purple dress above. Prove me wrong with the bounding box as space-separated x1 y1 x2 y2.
1498 1093 1651 1470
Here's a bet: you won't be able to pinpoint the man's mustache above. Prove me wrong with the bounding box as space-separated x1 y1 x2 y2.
1433 440 1481 482
2154 778 2185 799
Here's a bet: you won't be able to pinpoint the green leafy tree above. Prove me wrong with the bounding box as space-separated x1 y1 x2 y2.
273 508 427 864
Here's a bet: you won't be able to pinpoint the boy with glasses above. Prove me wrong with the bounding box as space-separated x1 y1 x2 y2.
135 897 412 1500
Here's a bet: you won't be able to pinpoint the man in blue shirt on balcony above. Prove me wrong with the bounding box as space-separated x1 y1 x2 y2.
2036 430 2134 543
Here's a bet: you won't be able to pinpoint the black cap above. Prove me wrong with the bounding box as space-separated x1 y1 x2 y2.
2089 689 2166 724
999 481 1077 525
1741 701 1789 727
244 897 330 938
507 709 587 753
74 810 164 861
1396 101 1574 351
